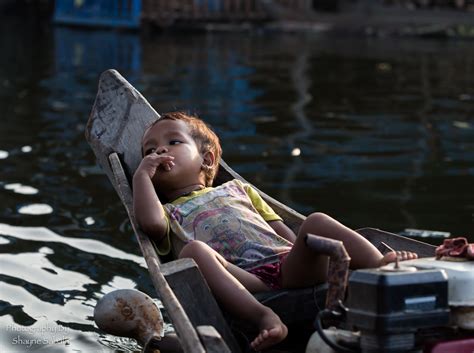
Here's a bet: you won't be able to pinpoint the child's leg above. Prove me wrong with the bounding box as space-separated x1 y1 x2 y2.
298 213 417 267
298 212 385 268
279 222 330 288
179 240 287 351
280 213 417 288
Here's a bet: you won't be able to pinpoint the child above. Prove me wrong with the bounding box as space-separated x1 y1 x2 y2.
132 111 417 351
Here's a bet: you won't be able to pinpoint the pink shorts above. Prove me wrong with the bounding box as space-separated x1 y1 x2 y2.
247 254 288 290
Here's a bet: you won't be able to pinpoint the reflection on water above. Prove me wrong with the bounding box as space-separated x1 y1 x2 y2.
17 204 53 215
4 183 39 195
0 16 473 352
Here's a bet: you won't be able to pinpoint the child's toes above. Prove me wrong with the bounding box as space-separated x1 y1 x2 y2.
380 250 418 266
399 250 418 261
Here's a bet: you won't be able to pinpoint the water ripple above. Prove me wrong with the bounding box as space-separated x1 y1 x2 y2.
0 150 9 159
0 223 146 265
1 251 95 290
18 204 53 215
4 183 39 195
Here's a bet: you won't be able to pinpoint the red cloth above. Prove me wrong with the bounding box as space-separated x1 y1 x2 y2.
435 237 474 260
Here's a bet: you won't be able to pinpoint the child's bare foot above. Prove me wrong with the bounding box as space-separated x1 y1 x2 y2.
250 309 288 351
380 250 418 266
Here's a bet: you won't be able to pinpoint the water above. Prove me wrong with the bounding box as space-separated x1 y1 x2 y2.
1 16 473 352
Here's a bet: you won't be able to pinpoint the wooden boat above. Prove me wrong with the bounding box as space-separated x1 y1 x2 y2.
86 69 438 353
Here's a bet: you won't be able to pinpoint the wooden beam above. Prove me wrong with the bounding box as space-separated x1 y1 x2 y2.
356 227 436 258
162 258 242 353
108 153 206 353
197 326 232 353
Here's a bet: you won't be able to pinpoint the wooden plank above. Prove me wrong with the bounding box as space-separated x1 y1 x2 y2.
244 0 252 15
192 0 199 19
201 0 209 18
223 0 231 15
162 258 242 353
234 0 242 13
86 71 206 353
141 0 316 25
108 154 206 353
356 227 437 258
86 69 158 190
197 326 232 353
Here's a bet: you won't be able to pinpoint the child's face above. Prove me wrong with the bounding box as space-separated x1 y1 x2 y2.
142 119 205 188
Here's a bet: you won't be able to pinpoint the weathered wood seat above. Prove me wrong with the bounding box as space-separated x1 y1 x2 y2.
86 69 437 353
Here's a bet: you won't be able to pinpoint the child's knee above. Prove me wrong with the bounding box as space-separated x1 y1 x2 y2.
305 212 332 226
178 240 211 259
298 212 334 237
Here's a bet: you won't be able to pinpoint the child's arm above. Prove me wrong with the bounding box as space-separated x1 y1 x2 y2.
132 153 174 242
268 220 297 244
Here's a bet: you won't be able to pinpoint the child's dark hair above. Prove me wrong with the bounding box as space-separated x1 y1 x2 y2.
148 112 222 186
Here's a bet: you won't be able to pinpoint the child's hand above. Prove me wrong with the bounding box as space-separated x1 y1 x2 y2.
134 153 175 180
